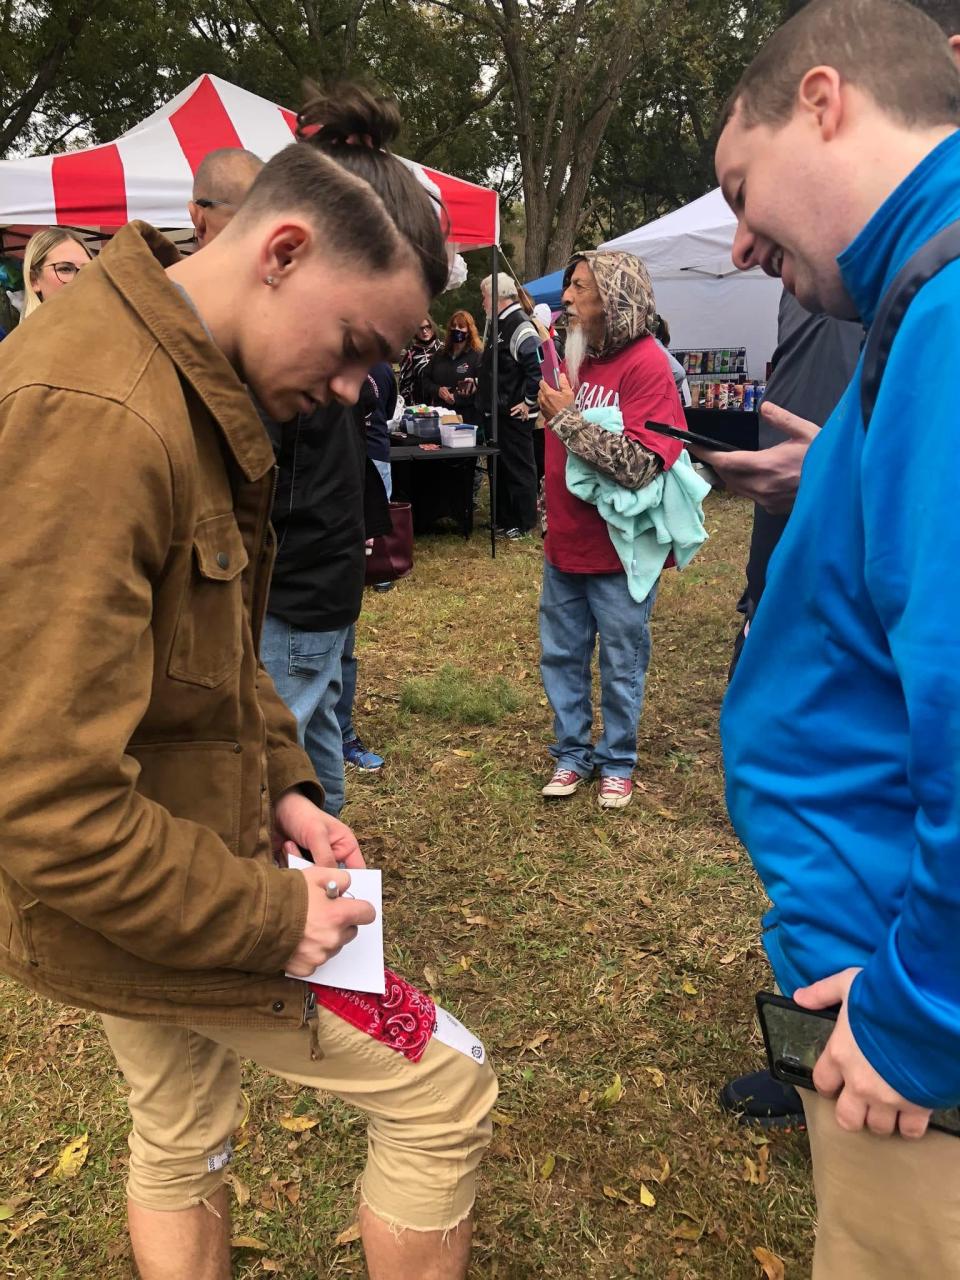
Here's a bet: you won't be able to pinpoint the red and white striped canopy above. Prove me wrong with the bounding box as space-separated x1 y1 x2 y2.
0 74 500 251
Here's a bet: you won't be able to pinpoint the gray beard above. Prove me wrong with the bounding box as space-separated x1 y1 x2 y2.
564 324 589 390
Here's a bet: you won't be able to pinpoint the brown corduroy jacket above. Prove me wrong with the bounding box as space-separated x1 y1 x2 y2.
0 222 320 1028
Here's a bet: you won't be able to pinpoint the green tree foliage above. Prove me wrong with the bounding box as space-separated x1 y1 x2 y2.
1 0 786 279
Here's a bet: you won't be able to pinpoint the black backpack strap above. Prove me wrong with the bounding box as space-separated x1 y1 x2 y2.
861 217 960 430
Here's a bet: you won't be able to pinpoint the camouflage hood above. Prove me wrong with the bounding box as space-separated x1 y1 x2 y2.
565 250 658 359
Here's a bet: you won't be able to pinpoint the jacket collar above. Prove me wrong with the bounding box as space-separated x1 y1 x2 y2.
839 129 960 329
98 222 275 482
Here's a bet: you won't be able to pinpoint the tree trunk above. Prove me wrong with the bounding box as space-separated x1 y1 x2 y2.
0 12 84 156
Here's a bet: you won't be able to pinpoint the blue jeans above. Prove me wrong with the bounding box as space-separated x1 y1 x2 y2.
372 458 393 501
538 560 658 778
335 624 358 745
261 613 351 817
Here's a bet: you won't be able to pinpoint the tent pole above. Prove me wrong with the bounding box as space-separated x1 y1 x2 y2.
489 243 499 559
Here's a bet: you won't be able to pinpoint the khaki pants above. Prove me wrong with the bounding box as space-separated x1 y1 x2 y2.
102 1006 497 1233
802 1089 960 1277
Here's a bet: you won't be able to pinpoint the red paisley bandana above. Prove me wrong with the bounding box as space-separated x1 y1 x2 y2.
311 969 436 1063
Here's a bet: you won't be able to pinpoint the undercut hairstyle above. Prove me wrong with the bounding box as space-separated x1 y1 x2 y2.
192 148 264 206
295 82 449 298
910 0 960 33
723 0 960 132
784 0 960 32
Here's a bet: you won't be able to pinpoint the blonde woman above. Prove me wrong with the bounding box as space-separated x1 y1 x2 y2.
22 229 92 317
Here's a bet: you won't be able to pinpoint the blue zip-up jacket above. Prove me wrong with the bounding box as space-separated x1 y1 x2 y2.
722 129 960 1110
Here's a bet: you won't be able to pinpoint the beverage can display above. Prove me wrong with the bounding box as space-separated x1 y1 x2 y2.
733 382 744 411
706 350 715 374
717 382 729 410
756 382 767 405
704 382 715 410
743 382 755 413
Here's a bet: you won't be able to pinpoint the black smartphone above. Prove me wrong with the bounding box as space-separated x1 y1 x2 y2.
756 991 960 1137
644 419 740 452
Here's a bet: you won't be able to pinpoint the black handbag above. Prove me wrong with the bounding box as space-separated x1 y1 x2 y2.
364 501 414 585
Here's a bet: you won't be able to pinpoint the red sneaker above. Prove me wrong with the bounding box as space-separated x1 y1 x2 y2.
541 768 585 797
598 776 633 809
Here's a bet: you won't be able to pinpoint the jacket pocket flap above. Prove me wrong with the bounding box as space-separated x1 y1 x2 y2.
193 514 248 581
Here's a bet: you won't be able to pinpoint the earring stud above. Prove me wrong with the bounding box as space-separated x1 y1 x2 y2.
265 274 277 286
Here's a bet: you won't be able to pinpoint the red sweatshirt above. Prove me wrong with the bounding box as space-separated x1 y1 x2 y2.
544 335 686 574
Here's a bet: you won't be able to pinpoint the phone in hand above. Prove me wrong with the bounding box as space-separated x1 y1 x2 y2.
755 991 960 1137
538 341 562 391
644 419 741 452
456 377 477 396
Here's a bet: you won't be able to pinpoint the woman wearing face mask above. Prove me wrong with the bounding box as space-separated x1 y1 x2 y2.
21 229 92 318
422 309 483 419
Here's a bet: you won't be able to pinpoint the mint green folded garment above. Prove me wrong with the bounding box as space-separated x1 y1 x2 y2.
565 406 710 602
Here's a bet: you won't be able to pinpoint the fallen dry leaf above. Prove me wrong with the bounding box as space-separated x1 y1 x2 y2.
0 1196 28 1222
261 1262 283 1274
672 1220 705 1242
639 1183 656 1208
422 965 439 990
644 1066 666 1089
681 979 698 996
464 915 494 927
335 1221 362 1246
231 1236 270 1251
539 1153 556 1180
743 1156 761 1185
523 1032 552 1053
225 1172 250 1207
597 1074 625 1109
490 1109 515 1127
578 1088 591 1105
753 1245 786 1280
52 1133 89 1180
278 1116 320 1133
602 1185 634 1205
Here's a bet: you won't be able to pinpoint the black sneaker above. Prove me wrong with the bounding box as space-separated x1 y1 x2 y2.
718 1069 806 1130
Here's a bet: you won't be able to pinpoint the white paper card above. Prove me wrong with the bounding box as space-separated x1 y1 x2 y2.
284 854 385 996
433 1004 486 1065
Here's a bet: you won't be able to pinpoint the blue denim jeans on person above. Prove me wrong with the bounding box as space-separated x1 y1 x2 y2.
539 560 658 778
335 623 359 745
260 613 351 817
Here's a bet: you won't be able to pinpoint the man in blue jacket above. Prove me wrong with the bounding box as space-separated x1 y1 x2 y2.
715 0 960 1272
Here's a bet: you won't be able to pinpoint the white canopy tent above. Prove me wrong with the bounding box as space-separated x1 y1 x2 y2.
599 188 782 379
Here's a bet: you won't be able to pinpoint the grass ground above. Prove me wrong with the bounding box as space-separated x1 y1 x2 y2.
0 489 816 1279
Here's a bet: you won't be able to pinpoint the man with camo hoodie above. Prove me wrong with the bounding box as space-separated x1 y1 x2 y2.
537 251 687 809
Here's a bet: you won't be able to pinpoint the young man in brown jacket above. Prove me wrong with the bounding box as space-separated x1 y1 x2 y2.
0 138 495 1278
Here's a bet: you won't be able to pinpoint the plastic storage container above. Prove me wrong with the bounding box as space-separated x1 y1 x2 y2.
440 423 478 448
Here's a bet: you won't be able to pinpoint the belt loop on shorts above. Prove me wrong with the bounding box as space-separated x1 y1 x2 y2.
303 989 323 1061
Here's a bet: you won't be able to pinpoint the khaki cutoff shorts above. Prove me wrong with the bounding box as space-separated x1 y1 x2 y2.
802 1089 960 1277
102 1005 497 1233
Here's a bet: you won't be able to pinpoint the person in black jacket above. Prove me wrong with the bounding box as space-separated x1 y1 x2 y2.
397 316 442 403
422 309 483 420
479 274 542 538
260 403 391 815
